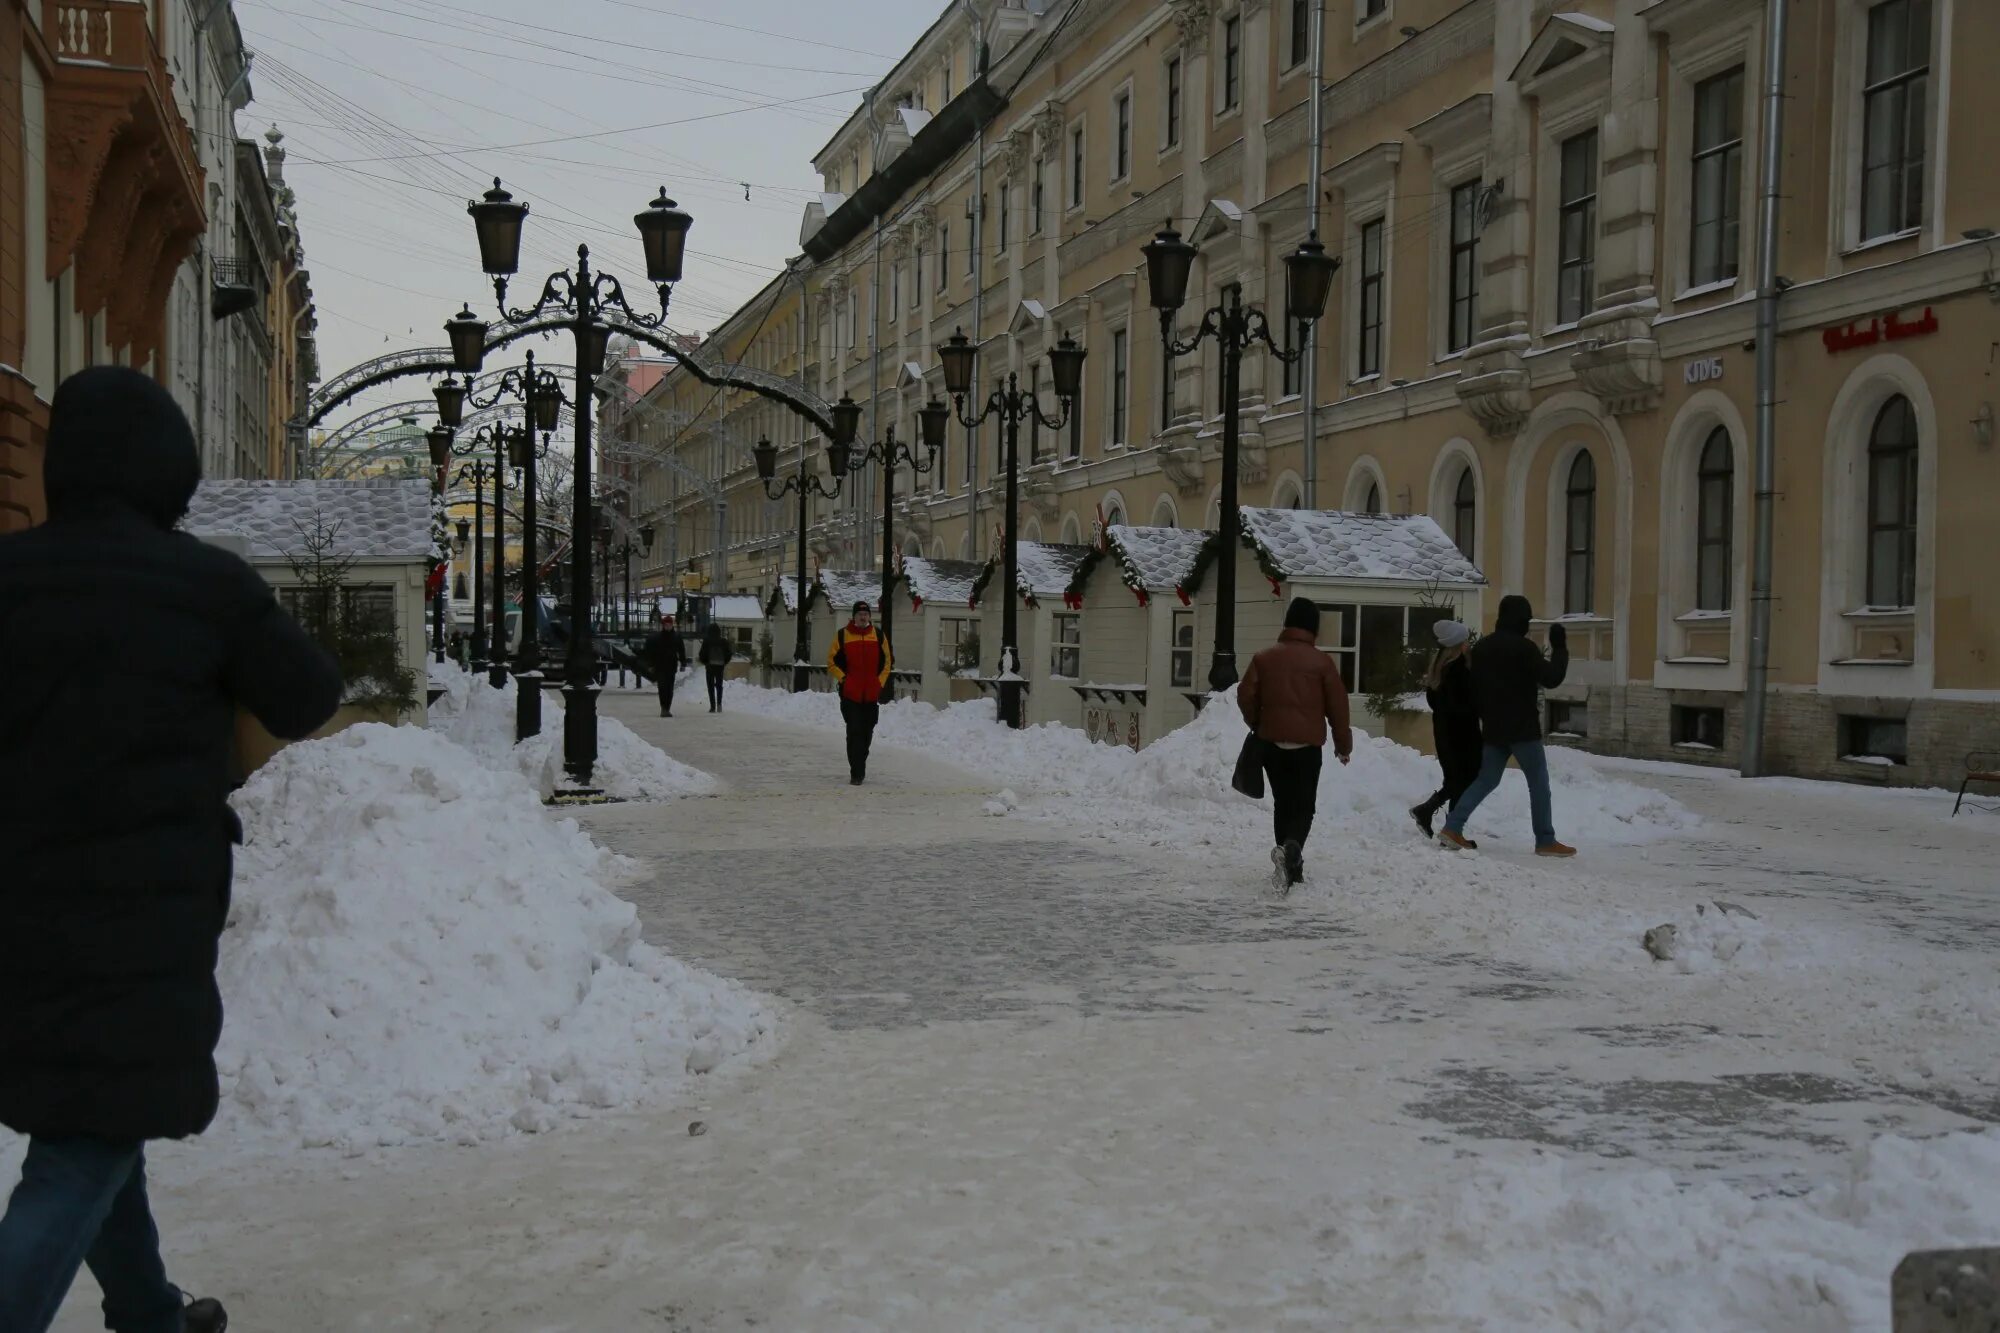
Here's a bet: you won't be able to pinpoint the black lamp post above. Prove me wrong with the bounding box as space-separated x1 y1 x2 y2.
426 423 454 664
937 327 1085 728
452 455 494 673
461 177 692 793
452 423 514 690
843 396 946 673
755 432 852 694
1140 224 1336 691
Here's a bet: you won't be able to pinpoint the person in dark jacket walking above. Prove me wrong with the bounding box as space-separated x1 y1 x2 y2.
827 600 892 785
1438 594 1574 856
0 367 342 1333
642 612 688 716
1237 598 1353 888
1410 619 1482 840
698 622 732 712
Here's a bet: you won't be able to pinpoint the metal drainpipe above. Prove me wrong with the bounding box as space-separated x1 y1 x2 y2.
1741 0 1789 778
1300 0 1327 508
967 0 986 562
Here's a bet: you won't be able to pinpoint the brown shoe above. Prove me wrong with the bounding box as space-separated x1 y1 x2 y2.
1536 841 1578 858
1438 828 1476 851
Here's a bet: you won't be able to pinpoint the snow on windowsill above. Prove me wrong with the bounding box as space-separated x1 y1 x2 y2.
1675 609 1733 622
1831 657 1914 667
1843 227 1922 258
1663 656 1730 666
1841 606 1916 619
1674 278 1741 303
1673 741 1719 751
1841 753 1902 767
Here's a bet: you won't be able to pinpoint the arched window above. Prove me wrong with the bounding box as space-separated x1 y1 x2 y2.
1695 428 1733 611
1564 451 1596 615
1363 482 1382 515
1104 504 1125 530
1866 395 1918 608
1452 468 1476 561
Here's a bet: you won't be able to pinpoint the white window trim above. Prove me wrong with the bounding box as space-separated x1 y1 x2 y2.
1426 437 1485 575
1545 438 1603 620
1342 454 1388 512
1159 47 1186 157
1068 119 1088 215
1106 323 1131 450
1430 173 1485 365
1654 387 1751 691
1535 93 1609 340
1330 143 1402 387
1216 7 1245 122
1109 79 1136 187
1281 0 1313 76
1659 7 1762 311
1354 0 1394 37
1827 0 1947 260
1412 95 1491 366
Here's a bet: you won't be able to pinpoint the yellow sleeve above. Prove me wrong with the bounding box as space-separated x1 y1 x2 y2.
878 633 893 686
826 630 845 682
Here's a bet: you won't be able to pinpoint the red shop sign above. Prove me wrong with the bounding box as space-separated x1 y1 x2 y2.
1822 306 1939 354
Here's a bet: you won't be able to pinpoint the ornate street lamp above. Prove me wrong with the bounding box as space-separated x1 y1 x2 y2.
426 423 455 663
842 397 944 668
461 178 694 794
433 378 467 431
1141 223 1336 690
445 305 488 375
936 326 1085 728
755 433 849 693
451 453 494 674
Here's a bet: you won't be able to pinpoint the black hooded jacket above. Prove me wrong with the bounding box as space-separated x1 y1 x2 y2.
0 367 342 1142
1468 595 1568 747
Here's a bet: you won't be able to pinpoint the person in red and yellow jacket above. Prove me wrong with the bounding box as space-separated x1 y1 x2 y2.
828 600 893 785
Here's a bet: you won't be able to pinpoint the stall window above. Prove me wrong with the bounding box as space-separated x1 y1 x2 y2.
1051 614 1082 677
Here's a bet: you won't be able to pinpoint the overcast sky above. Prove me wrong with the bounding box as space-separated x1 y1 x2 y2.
237 0 940 414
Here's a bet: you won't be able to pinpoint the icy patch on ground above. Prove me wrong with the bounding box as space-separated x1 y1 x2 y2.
1332 1130 2000 1331
213 723 769 1149
429 665 717 802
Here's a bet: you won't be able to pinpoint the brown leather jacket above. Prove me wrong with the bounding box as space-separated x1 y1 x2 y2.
1237 627 1354 755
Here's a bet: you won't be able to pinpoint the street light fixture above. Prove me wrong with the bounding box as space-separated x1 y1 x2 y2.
433 378 467 431
461 177 693 793
445 305 488 375
1141 223 1337 691
936 325 1085 728
755 433 848 693
843 408 943 664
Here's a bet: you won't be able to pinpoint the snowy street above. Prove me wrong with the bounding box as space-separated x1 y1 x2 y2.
25 687 1997 1330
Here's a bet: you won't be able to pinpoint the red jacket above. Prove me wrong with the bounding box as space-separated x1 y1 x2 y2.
829 624 892 704
1238 627 1353 756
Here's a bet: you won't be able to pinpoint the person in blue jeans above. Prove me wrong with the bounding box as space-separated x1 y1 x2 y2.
1437 594 1577 857
0 369 342 1332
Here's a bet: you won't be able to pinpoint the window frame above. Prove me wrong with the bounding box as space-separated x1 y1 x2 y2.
1864 394 1919 609
996 181 1010 252
1109 326 1130 447
1356 217 1385 380
1164 53 1183 150
1446 179 1481 355
1031 156 1045 236
1111 85 1133 184
1452 466 1477 562
1688 65 1747 290
1555 128 1600 328
1287 0 1310 70
1563 449 1598 616
937 223 950 293
1859 0 1931 243
1694 426 1734 612
1170 609 1197 688
1051 612 1083 678
1069 123 1086 212
1220 14 1243 114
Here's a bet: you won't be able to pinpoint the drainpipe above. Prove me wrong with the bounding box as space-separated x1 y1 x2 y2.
865 88 884 570
967 0 986 561
1300 0 1327 508
1741 0 1789 778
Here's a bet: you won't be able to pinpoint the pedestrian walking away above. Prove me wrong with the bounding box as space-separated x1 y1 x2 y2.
827 600 892 785
1237 598 1353 889
0 367 343 1333
1438 594 1575 856
1410 619 1482 844
698 622 732 713
641 612 688 716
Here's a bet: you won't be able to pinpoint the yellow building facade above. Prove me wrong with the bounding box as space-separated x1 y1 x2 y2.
623 0 2000 787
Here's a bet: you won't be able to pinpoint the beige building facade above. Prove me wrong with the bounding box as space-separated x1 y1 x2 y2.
622 0 2000 788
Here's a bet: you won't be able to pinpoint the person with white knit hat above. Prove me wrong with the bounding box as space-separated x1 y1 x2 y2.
1410 618 1482 841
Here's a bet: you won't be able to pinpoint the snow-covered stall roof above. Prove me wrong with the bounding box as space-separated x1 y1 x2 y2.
815 569 896 614
181 478 433 563
1232 509 1486 586
769 575 805 616
1105 525 1213 595
901 556 986 609
972 542 1102 606
709 595 766 622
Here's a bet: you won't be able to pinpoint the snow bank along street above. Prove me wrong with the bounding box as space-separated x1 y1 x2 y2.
22 684 2000 1331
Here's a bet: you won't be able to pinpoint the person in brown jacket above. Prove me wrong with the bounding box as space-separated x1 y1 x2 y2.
1237 598 1354 888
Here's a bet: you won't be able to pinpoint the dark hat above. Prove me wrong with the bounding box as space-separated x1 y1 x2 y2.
853 599 872 614
44 366 200 528
1283 597 1321 634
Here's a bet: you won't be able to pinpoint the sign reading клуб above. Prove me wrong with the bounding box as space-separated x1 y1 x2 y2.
1685 356 1724 384
1823 306 1940 354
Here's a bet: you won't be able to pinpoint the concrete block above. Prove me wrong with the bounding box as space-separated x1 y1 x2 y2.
1892 1248 2000 1332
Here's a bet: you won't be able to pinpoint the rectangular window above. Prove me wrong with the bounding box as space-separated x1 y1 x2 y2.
1357 605 1412 696
1223 17 1242 110
1557 129 1599 325
1861 0 1930 240
1052 613 1082 677
1357 218 1384 378
1548 699 1589 739
1071 126 1085 208
940 617 977 673
1316 603 1358 692
1114 92 1132 180
1032 157 1045 234
1067 376 1083 459
1672 705 1726 750
1690 67 1745 287
966 199 978 274
890 259 901 318
1361 0 1387 17
1841 714 1908 764
1289 0 1310 66
1170 609 1196 687
1448 180 1481 352
1029 362 1043 463
938 225 950 291
1281 321 1300 398
1166 56 1183 148
1110 329 1129 445
997 184 1010 250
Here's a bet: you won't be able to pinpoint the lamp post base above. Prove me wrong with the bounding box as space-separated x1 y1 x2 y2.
1207 652 1239 693
560 679 600 790
792 661 811 694
514 668 544 742
998 678 1025 730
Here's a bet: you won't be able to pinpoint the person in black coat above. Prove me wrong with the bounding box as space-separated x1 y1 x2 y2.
1409 619 1482 841
697 622 733 713
641 612 689 716
0 367 341 1333
1438 594 1575 856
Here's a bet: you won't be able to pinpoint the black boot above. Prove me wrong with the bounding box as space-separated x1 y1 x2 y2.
185 1296 229 1332
1410 799 1440 839
1282 839 1305 887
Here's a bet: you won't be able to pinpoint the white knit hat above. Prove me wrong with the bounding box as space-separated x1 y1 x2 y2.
1433 619 1471 648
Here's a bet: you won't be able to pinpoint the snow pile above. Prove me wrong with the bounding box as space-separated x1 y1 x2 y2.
429 665 717 802
216 722 769 1148
1331 1130 2000 1331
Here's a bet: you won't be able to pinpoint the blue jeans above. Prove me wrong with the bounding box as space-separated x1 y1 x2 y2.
1444 740 1558 847
0 1137 184 1333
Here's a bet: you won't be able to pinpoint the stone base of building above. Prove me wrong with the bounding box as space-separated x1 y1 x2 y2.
1550 684 2000 794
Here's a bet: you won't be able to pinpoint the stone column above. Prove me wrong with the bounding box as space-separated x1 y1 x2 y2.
1454 0 1537 437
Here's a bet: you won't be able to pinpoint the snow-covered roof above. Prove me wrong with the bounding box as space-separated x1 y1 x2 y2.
996 541 1099 599
816 569 893 613
901 556 985 608
1236 508 1486 586
182 478 432 563
710 595 765 622
771 574 805 614
1105 525 1212 594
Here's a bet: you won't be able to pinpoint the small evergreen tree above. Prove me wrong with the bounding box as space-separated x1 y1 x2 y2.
285 510 419 714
